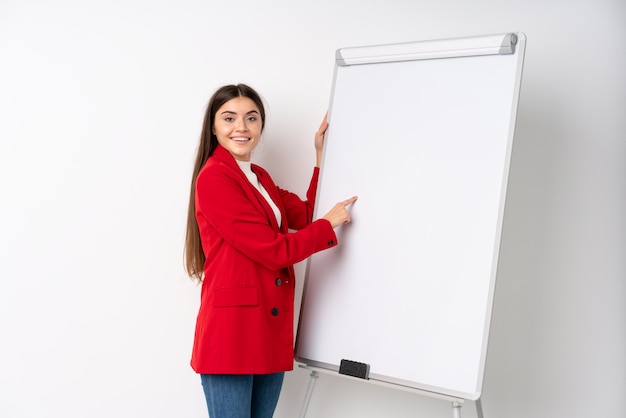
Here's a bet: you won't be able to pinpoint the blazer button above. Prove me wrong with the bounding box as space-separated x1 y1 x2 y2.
275 278 281 286
271 308 279 316
327 240 335 246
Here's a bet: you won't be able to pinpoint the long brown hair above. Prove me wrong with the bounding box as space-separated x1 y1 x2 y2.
184 84 266 282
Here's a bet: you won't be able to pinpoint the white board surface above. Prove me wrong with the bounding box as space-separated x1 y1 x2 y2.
295 33 526 400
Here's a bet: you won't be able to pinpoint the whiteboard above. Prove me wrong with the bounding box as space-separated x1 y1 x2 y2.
295 33 526 401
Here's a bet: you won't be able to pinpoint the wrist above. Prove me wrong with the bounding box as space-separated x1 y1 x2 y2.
315 150 323 167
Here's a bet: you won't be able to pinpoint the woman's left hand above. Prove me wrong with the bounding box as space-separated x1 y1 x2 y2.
315 113 328 166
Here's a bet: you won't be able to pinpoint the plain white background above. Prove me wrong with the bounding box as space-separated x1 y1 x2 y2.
0 1 623 418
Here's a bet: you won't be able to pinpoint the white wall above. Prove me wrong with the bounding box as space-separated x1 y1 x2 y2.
0 1 623 418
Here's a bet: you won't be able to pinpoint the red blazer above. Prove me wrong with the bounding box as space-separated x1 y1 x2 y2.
191 145 337 374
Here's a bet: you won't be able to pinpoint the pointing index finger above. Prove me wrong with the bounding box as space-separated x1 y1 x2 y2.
343 196 358 207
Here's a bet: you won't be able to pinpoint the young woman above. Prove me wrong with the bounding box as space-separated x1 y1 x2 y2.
184 83 357 418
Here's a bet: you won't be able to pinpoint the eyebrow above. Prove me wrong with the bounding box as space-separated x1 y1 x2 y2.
220 110 260 115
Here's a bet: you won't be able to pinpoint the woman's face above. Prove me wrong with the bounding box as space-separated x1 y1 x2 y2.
213 96 263 162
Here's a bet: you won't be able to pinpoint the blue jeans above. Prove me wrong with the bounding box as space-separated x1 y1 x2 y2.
200 373 285 418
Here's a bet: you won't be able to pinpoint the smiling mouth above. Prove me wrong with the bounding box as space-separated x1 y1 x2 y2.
231 137 250 142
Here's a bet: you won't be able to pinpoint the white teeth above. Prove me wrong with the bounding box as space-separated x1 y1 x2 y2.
232 137 249 142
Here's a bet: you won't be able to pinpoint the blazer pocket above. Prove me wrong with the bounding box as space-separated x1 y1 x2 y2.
213 286 259 307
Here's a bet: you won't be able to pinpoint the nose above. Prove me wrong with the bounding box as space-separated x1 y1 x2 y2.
235 118 248 131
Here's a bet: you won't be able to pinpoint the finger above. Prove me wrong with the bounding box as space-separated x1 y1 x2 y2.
318 114 327 127
342 196 358 206
318 113 329 133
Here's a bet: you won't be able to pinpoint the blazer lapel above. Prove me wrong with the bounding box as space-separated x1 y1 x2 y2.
212 145 283 232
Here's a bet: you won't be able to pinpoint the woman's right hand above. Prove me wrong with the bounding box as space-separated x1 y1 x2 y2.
322 196 358 228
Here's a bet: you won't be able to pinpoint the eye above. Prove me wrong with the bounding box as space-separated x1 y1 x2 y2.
247 115 258 122
224 116 235 122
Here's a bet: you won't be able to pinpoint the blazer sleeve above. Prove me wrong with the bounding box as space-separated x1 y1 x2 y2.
277 167 320 230
196 166 337 272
